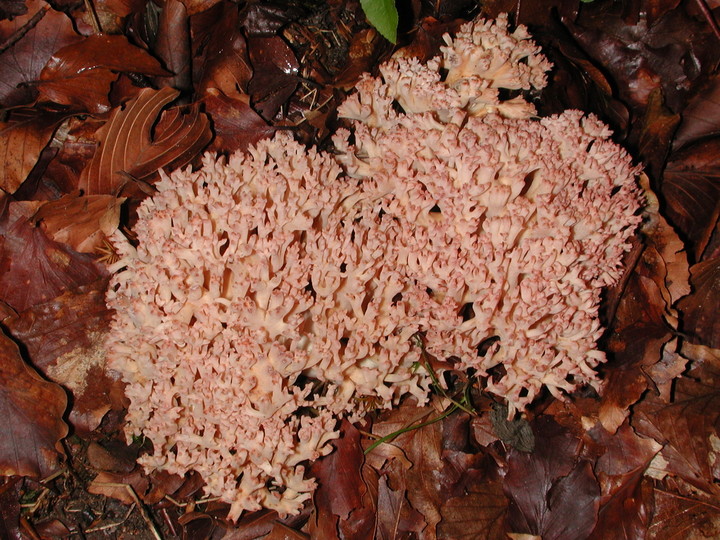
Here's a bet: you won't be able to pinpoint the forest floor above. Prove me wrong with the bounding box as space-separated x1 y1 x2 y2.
0 0 719 538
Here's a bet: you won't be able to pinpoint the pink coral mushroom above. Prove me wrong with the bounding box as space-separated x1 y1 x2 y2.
106 14 642 520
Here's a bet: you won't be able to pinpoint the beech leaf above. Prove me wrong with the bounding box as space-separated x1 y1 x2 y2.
0 109 62 194
0 330 68 478
503 418 600 540
33 193 124 253
0 0 81 108
4 280 121 435
0 205 106 312
38 34 169 113
78 87 212 195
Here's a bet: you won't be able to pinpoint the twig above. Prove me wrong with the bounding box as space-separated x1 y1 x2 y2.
83 0 102 34
0 6 49 55
84 504 136 533
694 0 720 41
91 483 162 540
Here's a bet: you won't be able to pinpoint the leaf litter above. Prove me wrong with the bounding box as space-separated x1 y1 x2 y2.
0 0 719 538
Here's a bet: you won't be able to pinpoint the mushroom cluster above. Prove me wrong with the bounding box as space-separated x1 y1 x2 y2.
106 14 642 520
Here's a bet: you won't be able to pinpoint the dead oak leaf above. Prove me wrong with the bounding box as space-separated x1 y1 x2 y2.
0 330 68 478
37 34 169 113
78 86 212 195
438 474 508 540
309 420 367 538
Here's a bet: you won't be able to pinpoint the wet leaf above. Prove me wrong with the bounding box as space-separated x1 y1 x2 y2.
633 366 720 497
438 475 508 540
0 1 26 20
310 420 366 536
38 34 169 113
248 36 300 121
0 329 68 478
0 0 81 108
78 86 211 195
33 193 124 253
648 483 720 539
4 279 121 434
152 0 192 92
191 1 253 96
673 74 720 150
587 423 660 539
376 474 426 539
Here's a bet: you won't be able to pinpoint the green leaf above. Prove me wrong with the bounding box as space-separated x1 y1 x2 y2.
360 0 398 43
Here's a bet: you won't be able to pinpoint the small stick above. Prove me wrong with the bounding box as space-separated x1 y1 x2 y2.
83 0 103 34
695 0 720 41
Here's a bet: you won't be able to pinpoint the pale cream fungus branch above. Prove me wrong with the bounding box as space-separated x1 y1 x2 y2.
105 15 642 521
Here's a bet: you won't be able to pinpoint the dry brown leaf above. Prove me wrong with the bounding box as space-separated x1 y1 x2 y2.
0 0 81 108
0 110 63 194
78 87 212 195
678 257 720 349
0 330 68 478
33 193 124 253
0 203 106 312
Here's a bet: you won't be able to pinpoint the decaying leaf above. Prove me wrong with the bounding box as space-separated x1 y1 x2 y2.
0 330 68 478
4 279 121 434
78 87 211 195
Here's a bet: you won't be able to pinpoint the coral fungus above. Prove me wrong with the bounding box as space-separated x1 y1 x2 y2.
106 14 642 520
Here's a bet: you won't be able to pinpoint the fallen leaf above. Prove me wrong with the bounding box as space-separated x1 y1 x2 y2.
0 477 22 539
0 109 64 194
648 482 720 539
32 193 124 253
38 34 169 113
248 36 300 121
0 0 81 108
677 257 720 349
0 204 106 312
78 87 211 195
438 473 508 540
663 138 720 260
4 279 120 434
376 474 426 539
503 417 601 540
310 420 367 537
0 0 26 19
152 0 192 92
202 88 275 153
672 73 720 150
191 2 253 96
0 330 68 478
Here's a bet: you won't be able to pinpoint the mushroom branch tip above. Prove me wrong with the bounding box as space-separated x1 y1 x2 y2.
106 13 643 520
